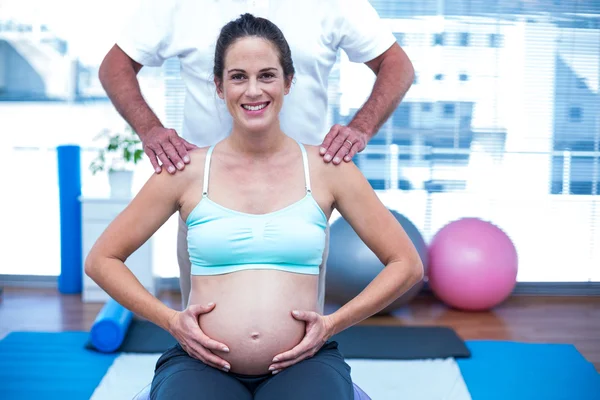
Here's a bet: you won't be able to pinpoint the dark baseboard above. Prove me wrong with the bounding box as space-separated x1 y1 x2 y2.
1 275 600 296
0 275 58 288
511 282 600 296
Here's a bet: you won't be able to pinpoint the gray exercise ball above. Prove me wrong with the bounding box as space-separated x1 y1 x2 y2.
325 210 429 315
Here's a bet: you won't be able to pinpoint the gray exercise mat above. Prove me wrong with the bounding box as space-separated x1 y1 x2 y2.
85 320 471 359
332 325 470 359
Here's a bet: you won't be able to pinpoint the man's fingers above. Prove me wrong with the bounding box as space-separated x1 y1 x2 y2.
154 148 175 174
333 141 353 165
320 124 341 156
144 148 162 174
324 130 350 163
171 134 194 164
161 141 185 172
183 139 198 152
344 143 359 162
172 141 190 165
142 126 192 173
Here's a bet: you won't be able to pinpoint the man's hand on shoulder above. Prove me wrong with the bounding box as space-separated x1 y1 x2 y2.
141 126 198 174
319 124 369 165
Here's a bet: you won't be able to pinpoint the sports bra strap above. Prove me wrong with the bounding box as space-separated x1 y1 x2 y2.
202 145 215 197
296 141 312 194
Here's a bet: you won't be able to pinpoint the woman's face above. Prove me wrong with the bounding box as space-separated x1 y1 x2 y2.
216 36 292 133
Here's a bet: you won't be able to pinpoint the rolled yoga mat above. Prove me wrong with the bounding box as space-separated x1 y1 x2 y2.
57 145 83 294
90 299 134 353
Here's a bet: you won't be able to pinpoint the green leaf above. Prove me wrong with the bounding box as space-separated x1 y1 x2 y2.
89 125 144 173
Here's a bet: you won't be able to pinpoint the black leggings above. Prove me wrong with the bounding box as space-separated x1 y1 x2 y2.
150 341 353 400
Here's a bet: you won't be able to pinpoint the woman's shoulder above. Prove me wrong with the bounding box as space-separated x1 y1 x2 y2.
302 143 358 176
301 143 365 198
153 146 209 187
180 146 210 179
187 146 210 164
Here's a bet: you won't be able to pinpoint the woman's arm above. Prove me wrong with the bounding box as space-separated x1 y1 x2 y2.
86 149 233 371
325 161 424 335
267 156 424 373
84 164 189 330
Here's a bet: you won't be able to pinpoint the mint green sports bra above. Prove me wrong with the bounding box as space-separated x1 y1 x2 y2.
186 141 328 276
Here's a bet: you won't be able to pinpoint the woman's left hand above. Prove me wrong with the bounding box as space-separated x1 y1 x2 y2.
268 310 336 374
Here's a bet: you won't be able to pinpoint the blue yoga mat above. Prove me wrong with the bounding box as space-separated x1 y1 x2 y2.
458 341 600 400
0 332 117 400
2 332 599 399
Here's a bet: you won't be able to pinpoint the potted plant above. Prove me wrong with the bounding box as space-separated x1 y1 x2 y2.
90 124 144 199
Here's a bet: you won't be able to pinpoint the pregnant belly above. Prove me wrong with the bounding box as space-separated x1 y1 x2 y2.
189 270 319 375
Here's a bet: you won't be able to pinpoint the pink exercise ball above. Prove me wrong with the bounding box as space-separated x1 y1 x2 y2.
428 218 518 311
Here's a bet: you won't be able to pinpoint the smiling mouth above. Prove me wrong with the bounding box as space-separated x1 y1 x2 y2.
241 102 270 111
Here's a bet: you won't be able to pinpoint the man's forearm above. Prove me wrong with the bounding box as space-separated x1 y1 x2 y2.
99 47 163 138
348 47 415 138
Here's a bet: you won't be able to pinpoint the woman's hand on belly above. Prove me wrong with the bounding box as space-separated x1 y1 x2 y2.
198 303 308 375
191 270 320 375
168 302 233 372
268 310 335 374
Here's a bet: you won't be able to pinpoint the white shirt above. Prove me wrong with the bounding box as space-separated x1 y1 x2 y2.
117 0 396 147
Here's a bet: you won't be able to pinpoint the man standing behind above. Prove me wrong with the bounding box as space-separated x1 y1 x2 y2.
98 0 413 348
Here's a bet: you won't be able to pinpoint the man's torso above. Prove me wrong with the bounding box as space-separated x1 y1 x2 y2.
164 0 345 146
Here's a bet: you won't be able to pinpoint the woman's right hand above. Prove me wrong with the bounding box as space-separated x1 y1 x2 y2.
167 302 231 372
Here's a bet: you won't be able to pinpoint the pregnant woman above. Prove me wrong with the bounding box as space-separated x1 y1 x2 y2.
85 14 423 400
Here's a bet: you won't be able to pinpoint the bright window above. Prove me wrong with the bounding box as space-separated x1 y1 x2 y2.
2 1 600 283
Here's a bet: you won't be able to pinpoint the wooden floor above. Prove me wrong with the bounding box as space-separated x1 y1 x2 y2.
1 288 599 371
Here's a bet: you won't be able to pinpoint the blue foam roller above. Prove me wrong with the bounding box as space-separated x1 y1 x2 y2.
90 298 133 353
57 145 83 294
